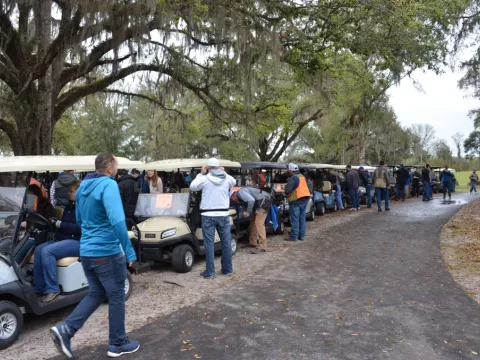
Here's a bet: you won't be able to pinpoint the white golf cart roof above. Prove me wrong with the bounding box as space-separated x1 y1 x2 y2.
310 163 335 169
137 158 241 171
0 156 144 172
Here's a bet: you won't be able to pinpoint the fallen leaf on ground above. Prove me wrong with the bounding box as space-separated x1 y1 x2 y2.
194 354 202 358
183 340 191 345
351 333 360 336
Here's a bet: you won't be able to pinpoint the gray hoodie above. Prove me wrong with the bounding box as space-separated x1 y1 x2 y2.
190 169 236 216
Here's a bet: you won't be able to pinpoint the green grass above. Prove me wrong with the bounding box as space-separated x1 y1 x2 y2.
455 171 472 187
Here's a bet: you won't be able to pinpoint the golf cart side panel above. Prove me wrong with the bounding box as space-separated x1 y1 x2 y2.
0 280 28 305
137 216 191 242
0 260 17 284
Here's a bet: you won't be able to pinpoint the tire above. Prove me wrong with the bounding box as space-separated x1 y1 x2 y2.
306 206 315 221
0 301 23 350
125 272 133 301
172 244 195 273
275 220 285 234
230 233 237 256
316 202 326 216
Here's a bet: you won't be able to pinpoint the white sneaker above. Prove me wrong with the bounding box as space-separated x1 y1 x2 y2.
349 208 355 211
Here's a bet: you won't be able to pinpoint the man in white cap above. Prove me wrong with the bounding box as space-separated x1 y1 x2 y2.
190 158 236 279
285 163 313 241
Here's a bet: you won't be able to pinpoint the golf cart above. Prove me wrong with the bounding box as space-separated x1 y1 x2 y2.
0 156 140 350
129 159 242 274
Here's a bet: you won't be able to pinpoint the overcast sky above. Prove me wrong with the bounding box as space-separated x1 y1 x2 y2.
388 67 478 153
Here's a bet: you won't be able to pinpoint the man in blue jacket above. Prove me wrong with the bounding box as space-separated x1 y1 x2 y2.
440 165 454 201
51 153 138 359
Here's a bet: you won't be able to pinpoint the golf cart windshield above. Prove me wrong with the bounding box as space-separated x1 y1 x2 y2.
0 173 26 248
135 193 190 217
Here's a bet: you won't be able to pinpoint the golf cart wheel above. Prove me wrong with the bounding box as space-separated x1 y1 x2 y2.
230 233 238 256
172 244 195 273
0 301 23 350
125 272 133 301
275 220 285 235
306 206 315 221
316 202 326 216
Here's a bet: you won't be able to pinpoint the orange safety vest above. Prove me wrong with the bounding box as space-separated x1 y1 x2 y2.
287 174 310 202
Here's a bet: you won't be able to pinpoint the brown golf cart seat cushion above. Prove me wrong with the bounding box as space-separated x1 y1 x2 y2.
55 206 65 219
322 181 332 192
181 188 190 193
28 255 79 267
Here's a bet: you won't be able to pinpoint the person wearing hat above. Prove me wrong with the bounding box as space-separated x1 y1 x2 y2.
50 170 77 208
190 158 236 279
469 168 478 194
285 163 313 242
440 165 454 201
230 187 272 253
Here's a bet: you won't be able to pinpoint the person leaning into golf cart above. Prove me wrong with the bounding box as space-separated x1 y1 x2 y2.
327 169 344 210
32 180 82 303
190 158 236 279
358 167 373 208
285 163 313 242
230 186 272 253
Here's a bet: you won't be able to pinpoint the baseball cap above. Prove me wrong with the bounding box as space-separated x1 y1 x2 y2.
358 166 364 170
207 158 220 167
229 190 236 197
288 163 299 171
131 169 140 175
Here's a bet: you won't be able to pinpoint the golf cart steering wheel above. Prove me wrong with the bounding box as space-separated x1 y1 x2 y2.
26 212 54 232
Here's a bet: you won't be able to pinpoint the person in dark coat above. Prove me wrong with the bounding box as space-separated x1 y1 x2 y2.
395 164 410 202
32 180 82 303
118 172 139 221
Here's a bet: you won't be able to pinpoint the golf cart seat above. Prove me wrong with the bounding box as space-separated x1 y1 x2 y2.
322 181 332 192
180 188 190 193
128 230 136 239
228 209 237 216
28 255 79 267
55 206 65 219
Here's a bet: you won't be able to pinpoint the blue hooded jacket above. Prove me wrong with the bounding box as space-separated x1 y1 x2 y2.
76 173 136 262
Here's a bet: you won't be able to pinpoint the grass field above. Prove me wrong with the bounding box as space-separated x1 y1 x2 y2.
455 171 473 192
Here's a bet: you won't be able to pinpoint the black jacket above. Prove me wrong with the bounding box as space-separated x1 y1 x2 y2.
412 171 421 185
56 200 81 241
421 168 430 182
396 167 410 185
118 175 139 218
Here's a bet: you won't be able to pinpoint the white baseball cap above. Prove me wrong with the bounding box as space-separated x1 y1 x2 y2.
207 158 220 167
288 163 299 171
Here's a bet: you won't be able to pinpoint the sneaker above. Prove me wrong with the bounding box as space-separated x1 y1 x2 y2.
107 339 140 358
385 208 391 211
284 237 297 242
349 208 355 211
50 325 73 359
200 271 215 279
222 272 233 276
42 291 60 303
378 209 382 212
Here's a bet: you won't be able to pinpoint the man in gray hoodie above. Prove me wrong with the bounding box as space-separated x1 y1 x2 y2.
190 158 236 279
50 170 77 207
230 187 272 252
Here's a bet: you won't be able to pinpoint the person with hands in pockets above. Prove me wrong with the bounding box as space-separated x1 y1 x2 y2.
50 153 139 359
190 158 236 280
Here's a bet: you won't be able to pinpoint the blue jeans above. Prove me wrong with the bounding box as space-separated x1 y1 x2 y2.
14 238 35 264
201 216 232 277
396 183 406 200
442 182 451 197
348 188 359 209
423 182 431 200
375 188 389 211
366 184 372 208
335 184 343 209
470 180 477 193
61 253 127 346
289 200 307 241
32 240 80 294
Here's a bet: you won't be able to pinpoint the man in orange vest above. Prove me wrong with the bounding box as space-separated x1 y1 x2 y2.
285 163 313 242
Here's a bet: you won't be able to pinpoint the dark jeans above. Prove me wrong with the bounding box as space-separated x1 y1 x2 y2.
375 188 389 211
396 183 406 200
366 184 372 208
412 183 420 197
423 182 431 200
470 180 477 193
348 188 359 209
442 182 452 198
32 240 80 294
201 216 232 277
61 253 127 346
289 200 307 240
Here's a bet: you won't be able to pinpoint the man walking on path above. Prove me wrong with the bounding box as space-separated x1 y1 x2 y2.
230 187 272 253
190 158 236 279
373 161 390 212
440 165 454 201
285 163 313 241
422 164 432 201
50 153 138 359
346 165 360 210
395 164 410 202
469 169 478 194
358 167 372 208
